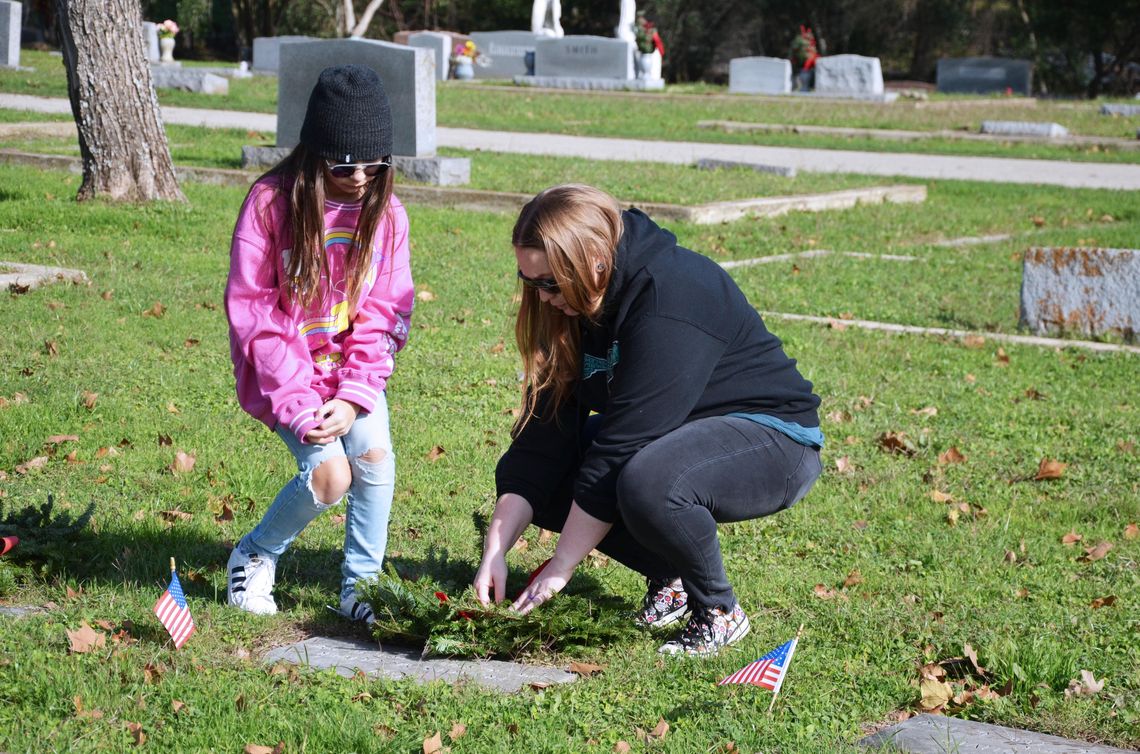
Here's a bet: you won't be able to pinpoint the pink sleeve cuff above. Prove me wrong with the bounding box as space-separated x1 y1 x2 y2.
336 378 384 415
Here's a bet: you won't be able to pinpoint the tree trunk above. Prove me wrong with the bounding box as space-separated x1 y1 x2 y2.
56 0 184 202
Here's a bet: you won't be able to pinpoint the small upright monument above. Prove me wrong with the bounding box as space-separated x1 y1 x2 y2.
0 0 22 68
531 0 564 37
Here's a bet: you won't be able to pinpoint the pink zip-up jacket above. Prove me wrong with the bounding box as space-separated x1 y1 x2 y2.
225 177 414 443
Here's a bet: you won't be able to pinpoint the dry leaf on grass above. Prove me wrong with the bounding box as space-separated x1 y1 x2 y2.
813 584 838 600
1061 531 1083 546
14 456 49 474
422 731 443 754
1079 542 1113 562
1065 670 1105 698
170 450 196 474
877 431 916 456
569 661 605 676
427 445 445 462
1124 523 1138 540
1090 595 1116 609
834 456 855 474
842 570 863 588
1034 458 1068 480
45 434 79 445
649 718 669 740
142 301 166 318
159 510 192 523
937 446 967 465
919 678 954 710
929 490 954 503
67 622 106 654
126 721 146 746
449 723 467 741
910 406 938 418
416 290 436 302
613 742 631 754
171 699 186 714
244 745 284 754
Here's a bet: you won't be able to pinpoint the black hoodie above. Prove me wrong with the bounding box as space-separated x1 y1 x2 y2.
495 209 821 523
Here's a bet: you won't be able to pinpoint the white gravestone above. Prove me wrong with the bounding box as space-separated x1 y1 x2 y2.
531 0 564 37
0 0 21 68
534 35 634 80
981 120 1068 138
729 57 792 95
140 21 159 64
615 0 635 42
408 31 450 81
936 57 1032 95
814 54 884 96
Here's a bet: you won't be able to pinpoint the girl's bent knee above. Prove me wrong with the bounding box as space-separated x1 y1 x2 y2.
350 446 394 486
310 457 352 504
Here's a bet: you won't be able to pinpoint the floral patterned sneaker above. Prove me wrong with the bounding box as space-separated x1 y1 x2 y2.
636 577 689 628
658 602 750 657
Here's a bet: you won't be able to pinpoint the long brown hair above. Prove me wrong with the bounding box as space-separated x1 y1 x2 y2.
258 145 394 311
511 185 623 435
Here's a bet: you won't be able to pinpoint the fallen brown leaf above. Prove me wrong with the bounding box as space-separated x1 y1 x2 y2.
1034 458 1068 481
1090 595 1116 609
569 661 605 676
171 699 186 715
962 335 986 349
919 677 953 710
650 718 669 741
15 456 49 474
416 290 436 302
449 722 467 741
159 510 192 523
842 569 863 588
826 410 851 423
1079 542 1112 562
938 446 967 465
45 434 79 445
813 583 837 600
67 622 106 654
963 644 985 675
834 456 855 474
929 490 954 503
142 301 166 318
910 406 938 418
1065 670 1105 697
423 731 443 754
427 445 445 462
126 721 146 746
1124 523 1138 540
166 402 181 414
613 742 631 754
877 431 916 456
170 450 196 474
995 348 1010 366
1061 530 1083 546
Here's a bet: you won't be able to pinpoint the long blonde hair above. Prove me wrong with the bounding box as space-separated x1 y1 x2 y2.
511 185 623 435
258 145 394 312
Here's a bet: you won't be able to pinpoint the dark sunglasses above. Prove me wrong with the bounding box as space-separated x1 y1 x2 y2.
517 269 560 294
325 159 391 179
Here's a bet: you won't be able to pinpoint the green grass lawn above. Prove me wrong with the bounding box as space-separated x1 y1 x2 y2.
0 161 1137 753
3 49 1140 164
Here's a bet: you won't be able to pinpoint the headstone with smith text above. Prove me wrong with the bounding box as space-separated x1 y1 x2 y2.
534 35 633 79
728 56 792 95
936 57 1032 95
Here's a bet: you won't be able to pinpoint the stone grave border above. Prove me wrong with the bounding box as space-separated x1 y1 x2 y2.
1 261 88 291
697 120 1140 151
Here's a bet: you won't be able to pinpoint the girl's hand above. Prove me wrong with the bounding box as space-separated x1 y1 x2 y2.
305 399 360 443
510 558 573 615
473 550 508 606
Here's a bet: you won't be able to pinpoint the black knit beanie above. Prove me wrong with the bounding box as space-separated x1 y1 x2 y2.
300 64 392 162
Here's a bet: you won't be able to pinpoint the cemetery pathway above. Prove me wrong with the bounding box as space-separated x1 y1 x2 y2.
2 93 1139 190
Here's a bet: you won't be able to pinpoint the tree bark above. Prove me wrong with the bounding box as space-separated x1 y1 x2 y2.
56 0 184 202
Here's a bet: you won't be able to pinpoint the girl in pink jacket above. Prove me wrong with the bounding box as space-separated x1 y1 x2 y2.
224 65 414 623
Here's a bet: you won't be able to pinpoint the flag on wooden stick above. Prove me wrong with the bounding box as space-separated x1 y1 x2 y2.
154 558 195 649
719 636 798 690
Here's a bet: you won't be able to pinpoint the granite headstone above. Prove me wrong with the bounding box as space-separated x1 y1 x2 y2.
407 31 450 81
534 35 633 80
140 20 159 63
151 67 229 95
1021 247 1139 341
814 54 884 96
981 120 1068 138
728 56 792 95
277 39 435 157
0 0 21 68
936 57 1033 95
252 35 316 73
468 31 543 80
1100 103 1140 117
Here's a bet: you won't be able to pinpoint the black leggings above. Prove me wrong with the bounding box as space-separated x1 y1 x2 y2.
530 415 822 611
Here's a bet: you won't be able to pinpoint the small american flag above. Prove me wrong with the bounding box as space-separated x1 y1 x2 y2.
154 568 195 649
719 636 798 691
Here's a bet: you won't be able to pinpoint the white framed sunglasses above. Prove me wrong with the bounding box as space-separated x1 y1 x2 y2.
324 159 391 179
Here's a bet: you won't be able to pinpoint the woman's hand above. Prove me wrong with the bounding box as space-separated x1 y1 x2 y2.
511 558 573 615
473 550 508 606
305 399 360 443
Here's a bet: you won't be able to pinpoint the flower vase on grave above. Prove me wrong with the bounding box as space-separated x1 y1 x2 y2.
637 50 661 80
451 56 474 80
159 36 176 64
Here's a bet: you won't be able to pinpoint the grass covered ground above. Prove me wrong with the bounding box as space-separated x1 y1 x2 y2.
3 49 1140 164
0 157 1137 753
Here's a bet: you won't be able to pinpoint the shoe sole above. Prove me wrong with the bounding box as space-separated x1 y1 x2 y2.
658 613 752 657
636 604 690 629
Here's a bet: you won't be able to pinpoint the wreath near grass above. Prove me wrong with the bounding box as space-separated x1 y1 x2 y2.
357 514 641 660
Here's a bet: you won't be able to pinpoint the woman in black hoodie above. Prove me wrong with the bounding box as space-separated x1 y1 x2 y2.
473 184 823 657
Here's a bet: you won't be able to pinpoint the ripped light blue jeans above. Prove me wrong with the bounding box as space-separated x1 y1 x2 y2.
239 395 395 603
